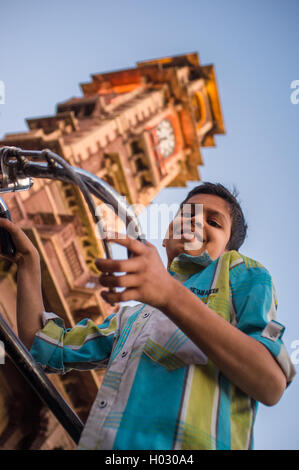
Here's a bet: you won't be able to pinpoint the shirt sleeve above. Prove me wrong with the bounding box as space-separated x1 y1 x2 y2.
230 265 296 385
29 310 119 374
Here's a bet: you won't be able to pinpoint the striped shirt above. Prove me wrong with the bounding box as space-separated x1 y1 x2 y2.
30 249 295 450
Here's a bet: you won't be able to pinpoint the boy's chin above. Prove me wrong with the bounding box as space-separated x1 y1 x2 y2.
165 239 207 260
181 249 205 257
179 244 206 257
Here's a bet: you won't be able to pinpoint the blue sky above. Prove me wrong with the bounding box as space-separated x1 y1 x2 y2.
1 0 299 449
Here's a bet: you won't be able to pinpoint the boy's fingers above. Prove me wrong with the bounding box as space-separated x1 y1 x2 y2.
0 217 14 228
95 255 141 273
0 252 20 263
101 287 138 305
99 273 139 289
0 218 23 240
0 218 37 255
105 233 147 255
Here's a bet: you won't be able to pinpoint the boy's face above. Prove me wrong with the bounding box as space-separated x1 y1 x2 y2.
163 193 232 266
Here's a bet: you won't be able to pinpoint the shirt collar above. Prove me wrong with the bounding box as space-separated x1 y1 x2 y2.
168 250 214 282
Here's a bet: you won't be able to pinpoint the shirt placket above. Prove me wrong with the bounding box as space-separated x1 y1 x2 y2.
78 304 153 450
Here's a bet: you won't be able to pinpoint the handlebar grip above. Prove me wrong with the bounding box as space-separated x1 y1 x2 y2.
0 210 16 257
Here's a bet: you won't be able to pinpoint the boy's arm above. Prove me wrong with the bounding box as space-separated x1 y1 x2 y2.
0 219 118 372
0 218 44 349
97 235 288 407
17 253 44 349
161 281 287 406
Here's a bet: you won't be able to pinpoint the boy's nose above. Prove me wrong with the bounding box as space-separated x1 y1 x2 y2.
183 215 203 230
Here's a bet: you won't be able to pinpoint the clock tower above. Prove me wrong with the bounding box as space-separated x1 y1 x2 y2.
0 52 225 449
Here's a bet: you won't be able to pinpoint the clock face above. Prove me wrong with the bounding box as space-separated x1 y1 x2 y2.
156 119 176 158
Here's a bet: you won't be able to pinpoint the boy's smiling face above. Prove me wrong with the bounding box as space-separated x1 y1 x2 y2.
163 193 232 267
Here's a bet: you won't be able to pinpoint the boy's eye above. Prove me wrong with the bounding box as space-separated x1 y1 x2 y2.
208 219 221 228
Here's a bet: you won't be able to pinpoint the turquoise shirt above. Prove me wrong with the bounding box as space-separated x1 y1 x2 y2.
30 250 295 450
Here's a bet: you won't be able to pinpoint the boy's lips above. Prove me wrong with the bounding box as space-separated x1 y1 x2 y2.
182 232 195 241
179 230 204 243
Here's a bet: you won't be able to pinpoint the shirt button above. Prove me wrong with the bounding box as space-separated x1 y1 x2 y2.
99 400 107 408
121 351 127 358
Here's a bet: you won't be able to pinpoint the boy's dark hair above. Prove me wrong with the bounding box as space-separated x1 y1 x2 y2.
180 182 248 251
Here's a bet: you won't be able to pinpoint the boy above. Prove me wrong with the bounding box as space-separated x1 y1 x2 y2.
0 182 295 450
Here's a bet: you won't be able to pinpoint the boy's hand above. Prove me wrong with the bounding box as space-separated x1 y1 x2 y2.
0 218 44 349
96 234 176 309
0 218 40 266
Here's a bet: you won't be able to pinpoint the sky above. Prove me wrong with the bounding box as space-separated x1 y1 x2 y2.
1 0 299 450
